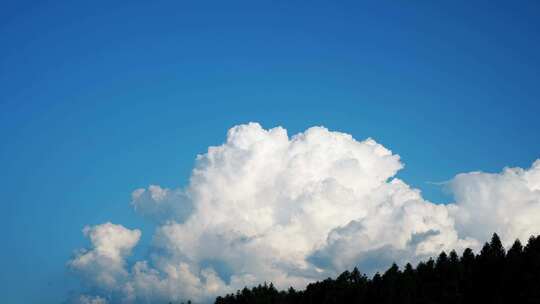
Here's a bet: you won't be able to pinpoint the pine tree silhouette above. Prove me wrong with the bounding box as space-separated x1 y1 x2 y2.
211 233 540 304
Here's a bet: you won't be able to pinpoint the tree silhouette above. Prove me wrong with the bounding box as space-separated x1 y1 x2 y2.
212 233 540 304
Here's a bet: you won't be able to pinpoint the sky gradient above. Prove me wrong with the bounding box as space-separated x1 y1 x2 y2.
1 1 540 303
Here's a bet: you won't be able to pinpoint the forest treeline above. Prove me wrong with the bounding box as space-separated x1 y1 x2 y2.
213 233 540 304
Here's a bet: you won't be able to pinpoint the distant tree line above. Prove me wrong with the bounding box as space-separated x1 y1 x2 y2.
213 233 540 304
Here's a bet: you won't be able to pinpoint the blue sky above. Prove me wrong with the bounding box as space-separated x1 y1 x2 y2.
1 1 540 303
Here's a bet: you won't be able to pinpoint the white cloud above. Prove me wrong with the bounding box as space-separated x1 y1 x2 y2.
448 159 540 246
68 122 540 303
68 222 141 290
131 185 192 223
74 295 108 304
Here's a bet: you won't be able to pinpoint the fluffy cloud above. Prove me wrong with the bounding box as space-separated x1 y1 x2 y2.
130 185 192 223
448 160 540 245
69 123 540 303
73 295 108 304
68 222 141 290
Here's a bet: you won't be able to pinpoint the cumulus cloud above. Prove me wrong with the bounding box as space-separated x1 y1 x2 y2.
68 222 141 290
448 160 540 245
68 122 540 303
131 185 192 223
73 295 108 304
